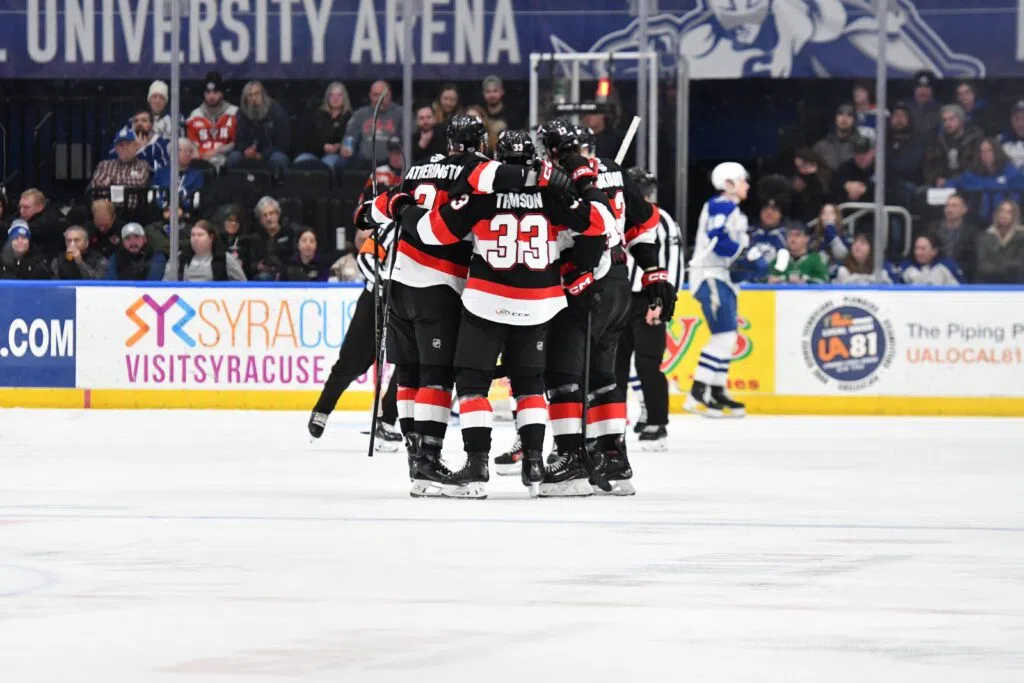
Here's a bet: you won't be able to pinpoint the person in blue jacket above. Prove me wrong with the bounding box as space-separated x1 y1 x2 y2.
104 223 166 281
947 138 1024 222
897 233 965 286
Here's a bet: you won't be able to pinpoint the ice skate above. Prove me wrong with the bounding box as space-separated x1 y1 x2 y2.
538 449 593 498
638 424 668 452
521 449 544 498
494 435 523 476
710 386 746 418
593 437 635 496
373 421 403 453
441 452 489 499
632 404 648 434
307 410 328 439
683 381 723 418
409 441 451 499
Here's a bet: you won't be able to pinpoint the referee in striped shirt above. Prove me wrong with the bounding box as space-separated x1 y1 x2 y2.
616 167 684 449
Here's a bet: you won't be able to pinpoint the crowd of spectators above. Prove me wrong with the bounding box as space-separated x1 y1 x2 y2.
0 74 526 283
771 71 1024 284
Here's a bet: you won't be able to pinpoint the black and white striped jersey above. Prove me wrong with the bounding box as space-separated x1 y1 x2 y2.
627 206 684 293
356 223 398 293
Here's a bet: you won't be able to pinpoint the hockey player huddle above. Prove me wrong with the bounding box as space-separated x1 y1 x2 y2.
350 114 750 500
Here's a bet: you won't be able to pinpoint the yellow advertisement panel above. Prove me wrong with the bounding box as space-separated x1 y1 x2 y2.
661 289 776 396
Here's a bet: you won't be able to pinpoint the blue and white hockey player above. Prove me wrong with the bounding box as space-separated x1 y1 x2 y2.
685 162 774 418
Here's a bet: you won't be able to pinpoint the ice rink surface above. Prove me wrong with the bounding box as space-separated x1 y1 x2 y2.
1 410 1023 682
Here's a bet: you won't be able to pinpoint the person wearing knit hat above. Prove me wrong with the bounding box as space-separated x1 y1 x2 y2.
924 103 984 186
0 218 51 280
146 79 183 140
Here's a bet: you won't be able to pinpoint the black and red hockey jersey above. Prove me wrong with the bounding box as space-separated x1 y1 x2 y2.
590 156 659 255
416 188 608 326
370 151 507 293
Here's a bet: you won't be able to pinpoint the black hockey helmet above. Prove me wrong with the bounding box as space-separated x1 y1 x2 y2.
447 113 487 153
577 125 596 155
626 166 657 196
495 129 536 165
536 119 582 161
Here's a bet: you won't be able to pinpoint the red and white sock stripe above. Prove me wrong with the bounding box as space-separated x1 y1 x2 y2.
459 396 493 430
514 394 547 431
548 402 582 437
415 386 452 426
586 402 627 438
397 386 416 423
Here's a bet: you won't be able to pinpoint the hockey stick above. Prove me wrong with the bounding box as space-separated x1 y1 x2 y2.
366 85 391 458
615 116 641 165
580 310 613 493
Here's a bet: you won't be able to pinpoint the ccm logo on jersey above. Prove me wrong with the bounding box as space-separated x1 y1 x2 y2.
495 308 529 318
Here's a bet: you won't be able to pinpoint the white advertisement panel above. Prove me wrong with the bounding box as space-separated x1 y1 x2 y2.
775 290 1024 397
77 286 366 390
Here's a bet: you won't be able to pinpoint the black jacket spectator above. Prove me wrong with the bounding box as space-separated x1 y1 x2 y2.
104 224 167 281
412 103 447 162
908 71 941 138
834 138 876 202
52 249 106 280
925 105 984 186
929 193 980 282
86 199 123 258
480 75 525 130
887 102 926 186
0 225 51 280
282 252 331 282
17 189 67 259
235 82 291 159
791 148 832 223
249 197 295 280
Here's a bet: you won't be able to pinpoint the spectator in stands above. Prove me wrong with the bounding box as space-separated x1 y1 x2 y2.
975 200 1024 283
146 80 182 140
955 81 995 136
930 193 980 282
948 137 1024 196
87 199 122 258
214 203 251 265
790 148 831 222
733 198 790 283
0 219 51 280
412 103 446 162
909 70 941 138
852 81 878 141
768 225 829 284
187 71 238 169
0 194 9 239
999 101 1024 170
465 104 504 154
92 130 151 193
17 188 65 259
582 112 626 162
813 104 858 171
295 81 353 174
282 228 330 282
925 105 983 187
165 220 245 282
887 101 926 186
248 196 295 281
480 74 523 131
432 83 462 127
835 137 875 202
358 137 405 205
120 108 172 172
153 138 205 214
898 233 965 285
104 222 166 281
342 80 403 169
812 203 851 265
834 234 892 284
51 225 106 280
229 81 291 180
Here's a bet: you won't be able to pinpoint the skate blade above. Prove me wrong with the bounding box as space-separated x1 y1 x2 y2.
538 478 593 498
409 480 445 498
720 407 746 418
683 398 723 419
495 462 522 476
374 440 402 453
640 439 668 452
528 482 540 498
592 479 636 496
440 483 487 499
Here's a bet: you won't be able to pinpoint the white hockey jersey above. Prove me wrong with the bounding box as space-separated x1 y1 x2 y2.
688 195 749 295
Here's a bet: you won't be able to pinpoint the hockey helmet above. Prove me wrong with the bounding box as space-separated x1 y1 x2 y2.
495 129 536 165
447 114 488 153
710 161 749 192
536 119 582 161
626 166 657 196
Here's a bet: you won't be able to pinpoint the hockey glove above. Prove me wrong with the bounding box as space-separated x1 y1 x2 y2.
530 160 576 198
641 268 677 322
388 192 417 221
353 199 374 230
564 267 601 311
745 243 772 278
560 153 598 192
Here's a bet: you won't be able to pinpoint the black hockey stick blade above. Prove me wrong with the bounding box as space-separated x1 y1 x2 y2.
580 309 612 492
